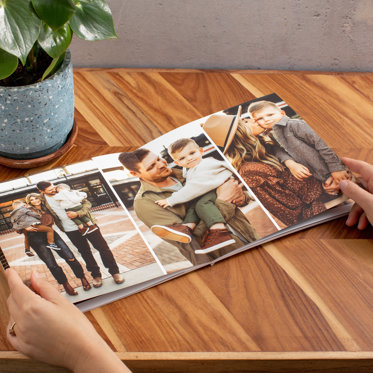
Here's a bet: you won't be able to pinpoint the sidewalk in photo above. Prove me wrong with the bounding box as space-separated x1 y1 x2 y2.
129 209 194 273
2 207 159 300
61 263 164 302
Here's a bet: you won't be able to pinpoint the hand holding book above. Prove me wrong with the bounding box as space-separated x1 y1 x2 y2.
5 156 373 372
340 157 373 229
0 94 365 309
6 268 131 373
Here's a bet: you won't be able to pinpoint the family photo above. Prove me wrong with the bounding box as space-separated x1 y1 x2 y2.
95 124 279 272
201 94 352 228
0 161 164 302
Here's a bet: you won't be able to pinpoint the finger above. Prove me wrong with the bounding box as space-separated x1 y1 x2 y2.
294 172 306 180
323 178 333 187
340 180 373 209
7 319 17 338
6 321 23 353
345 203 364 226
5 269 35 307
30 272 67 305
7 321 19 347
341 157 373 180
357 212 369 230
299 170 311 178
323 184 335 192
6 294 23 322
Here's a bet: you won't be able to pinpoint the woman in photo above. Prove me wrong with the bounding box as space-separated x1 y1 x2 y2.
203 108 327 227
22 193 91 295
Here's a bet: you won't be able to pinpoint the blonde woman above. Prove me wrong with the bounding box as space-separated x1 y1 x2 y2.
22 193 91 295
203 108 326 226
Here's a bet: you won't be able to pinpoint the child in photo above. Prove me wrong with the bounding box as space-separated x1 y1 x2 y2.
151 138 236 254
54 183 98 236
248 100 351 194
10 200 60 255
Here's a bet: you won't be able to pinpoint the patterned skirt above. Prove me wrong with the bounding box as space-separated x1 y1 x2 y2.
239 161 326 226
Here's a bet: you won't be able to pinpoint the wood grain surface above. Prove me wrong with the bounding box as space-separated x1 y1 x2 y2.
0 69 373 372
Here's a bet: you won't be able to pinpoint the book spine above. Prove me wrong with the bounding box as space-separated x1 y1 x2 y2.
0 246 10 270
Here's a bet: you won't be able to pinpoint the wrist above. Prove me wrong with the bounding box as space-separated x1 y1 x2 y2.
284 159 295 167
72 336 115 373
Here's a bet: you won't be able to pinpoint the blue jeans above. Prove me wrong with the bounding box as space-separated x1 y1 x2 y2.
27 230 84 284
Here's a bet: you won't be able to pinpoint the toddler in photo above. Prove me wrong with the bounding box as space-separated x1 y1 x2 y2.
248 100 351 194
54 183 98 236
10 200 60 255
151 138 236 254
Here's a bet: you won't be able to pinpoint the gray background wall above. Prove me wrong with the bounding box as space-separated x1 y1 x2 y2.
70 0 373 71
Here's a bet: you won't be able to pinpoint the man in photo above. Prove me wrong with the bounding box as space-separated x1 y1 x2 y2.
54 183 98 236
118 148 259 266
36 181 124 288
152 138 237 254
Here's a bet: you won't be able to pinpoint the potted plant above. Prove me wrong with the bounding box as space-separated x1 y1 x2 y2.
0 0 116 167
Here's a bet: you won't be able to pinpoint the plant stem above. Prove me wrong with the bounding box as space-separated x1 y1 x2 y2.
28 44 38 74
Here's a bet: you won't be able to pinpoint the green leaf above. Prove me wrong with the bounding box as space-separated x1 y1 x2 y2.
38 23 72 58
31 0 76 31
40 52 65 81
0 0 42 65
69 0 117 41
0 48 18 80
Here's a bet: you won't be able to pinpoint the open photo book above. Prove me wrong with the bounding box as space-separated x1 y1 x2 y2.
0 93 354 312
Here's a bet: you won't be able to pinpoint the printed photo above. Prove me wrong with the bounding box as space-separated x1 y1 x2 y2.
200 93 352 228
0 161 165 303
94 124 279 272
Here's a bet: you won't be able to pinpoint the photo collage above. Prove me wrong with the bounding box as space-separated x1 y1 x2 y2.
0 94 351 307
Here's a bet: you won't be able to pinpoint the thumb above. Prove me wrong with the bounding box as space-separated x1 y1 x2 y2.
340 180 373 207
30 271 66 305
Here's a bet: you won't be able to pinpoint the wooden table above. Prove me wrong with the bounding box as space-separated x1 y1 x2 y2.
1 69 373 372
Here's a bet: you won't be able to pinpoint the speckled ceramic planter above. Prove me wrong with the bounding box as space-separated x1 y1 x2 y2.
0 50 74 159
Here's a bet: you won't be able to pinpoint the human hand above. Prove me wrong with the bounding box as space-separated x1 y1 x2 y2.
24 226 38 232
331 170 351 184
216 178 244 204
284 159 312 180
339 157 373 229
322 176 340 195
155 199 170 208
6 268 130 372
66 211 78 219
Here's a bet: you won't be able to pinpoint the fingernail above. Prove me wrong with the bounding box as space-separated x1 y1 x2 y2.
340 180 348 190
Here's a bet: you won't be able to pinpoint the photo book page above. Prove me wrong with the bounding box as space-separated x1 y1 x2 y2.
0 93 353 311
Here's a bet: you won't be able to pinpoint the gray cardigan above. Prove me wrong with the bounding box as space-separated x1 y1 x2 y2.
10 206 41 230
271 116 346 182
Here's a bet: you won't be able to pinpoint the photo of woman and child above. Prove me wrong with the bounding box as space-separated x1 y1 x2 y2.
202 97 352 227
10 199 60 256
10 184 98 259
10 193 91 296
1 165 164 299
